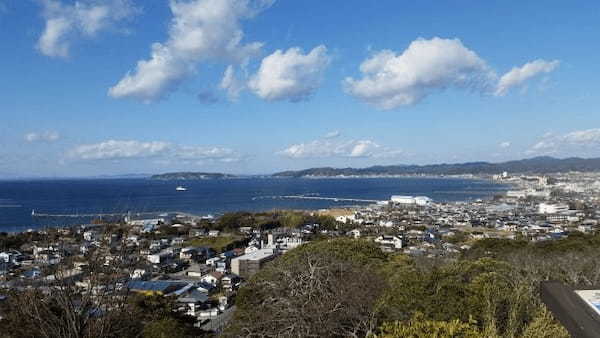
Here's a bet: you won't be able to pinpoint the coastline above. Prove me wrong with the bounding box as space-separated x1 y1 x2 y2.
0 176 508 233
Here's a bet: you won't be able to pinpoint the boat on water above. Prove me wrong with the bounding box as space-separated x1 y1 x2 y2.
176 186 188 191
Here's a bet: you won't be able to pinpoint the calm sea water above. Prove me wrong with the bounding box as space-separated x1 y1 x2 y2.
0 177 508 232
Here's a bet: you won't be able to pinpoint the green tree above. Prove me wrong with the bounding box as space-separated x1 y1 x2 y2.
143 318 187 338
374 313 481 338
227 239 389 337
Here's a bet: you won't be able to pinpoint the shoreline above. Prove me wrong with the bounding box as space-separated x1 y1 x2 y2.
0 177 509 233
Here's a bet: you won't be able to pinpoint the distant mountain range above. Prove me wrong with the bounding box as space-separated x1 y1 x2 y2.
150 172 237 180
272 156 600 177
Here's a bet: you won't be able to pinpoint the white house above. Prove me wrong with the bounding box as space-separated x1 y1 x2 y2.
130 269 150 280
201 272 223 286
147 252 171 264
348 229 361 239
374 235 403 250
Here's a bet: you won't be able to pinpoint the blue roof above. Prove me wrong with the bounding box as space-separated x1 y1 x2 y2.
178 289 209 303
127 280 186 293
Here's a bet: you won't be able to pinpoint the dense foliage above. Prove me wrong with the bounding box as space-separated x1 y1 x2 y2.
212 210 340 232
273 156 600 177
224 236 590 337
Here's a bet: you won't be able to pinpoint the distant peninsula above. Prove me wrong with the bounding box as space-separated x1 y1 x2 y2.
272 156 600 177
150 172 236 180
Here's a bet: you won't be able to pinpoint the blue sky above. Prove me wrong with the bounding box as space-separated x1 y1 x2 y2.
1 0 600 177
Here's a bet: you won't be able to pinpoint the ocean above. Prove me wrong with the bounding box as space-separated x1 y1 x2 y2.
0 177 508 232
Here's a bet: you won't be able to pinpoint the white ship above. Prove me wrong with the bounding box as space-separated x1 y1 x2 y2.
176 186 188 191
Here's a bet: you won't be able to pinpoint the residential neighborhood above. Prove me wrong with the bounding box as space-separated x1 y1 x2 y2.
3 171 600 333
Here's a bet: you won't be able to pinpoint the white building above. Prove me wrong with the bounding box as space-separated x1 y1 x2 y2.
335 214 356 223
538 203 569 214
390 195 432 206
374 235 403 250
506 190 527 199
391 196 416 204
414 196 433 206
147 252 171 264
230 249 275 278
348 229 361 238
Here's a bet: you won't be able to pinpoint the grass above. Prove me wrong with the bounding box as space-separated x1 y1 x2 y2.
183 235 244 253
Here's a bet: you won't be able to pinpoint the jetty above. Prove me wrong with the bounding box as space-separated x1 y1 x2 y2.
31 210 202 219
274 195 381 203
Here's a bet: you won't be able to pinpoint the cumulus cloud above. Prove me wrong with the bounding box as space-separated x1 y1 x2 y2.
499 141 511 148
345 37 559 110
68 139 240 162
344 37 495 109
37 0 138 58
527 129 600 156
109 0 272 102
248 45 330 101
24 131 60 142
279 137 402 159
495 59 559 96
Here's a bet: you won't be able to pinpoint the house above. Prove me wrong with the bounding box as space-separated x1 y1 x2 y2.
127 280 188 296
21 268 42 279
195 281 217 293
374 235 403 250
220 250 237 260
126 235 140 246
130 268 150 280
189 228 207 237
185 264 211 278
142 224 157 233
239 227 253 234
83 230 99 242
205 257 223 267
215 260 227 273
244 245 259 254
201 271 223 286
172 237 185 246
179 247 215 262
347 229 361 239
147 251 171 264
0 250 21 264
208 230 220 237
177 289 211 317
470 232 485 240
221 274 241 292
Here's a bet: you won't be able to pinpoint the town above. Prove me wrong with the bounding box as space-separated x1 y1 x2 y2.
1 171 600 334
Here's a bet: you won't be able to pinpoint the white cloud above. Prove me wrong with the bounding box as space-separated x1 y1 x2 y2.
563 129 600 145
527 129 600 156
279 137 402 159
68 139 240 162
248 45 330 102
495 59 559 96
24 131 60 143
37 0 138 58
324 130 340 139
345 37 559 110
344 37 495 110
499 141 511 148
109 0 272 102
220 65 246 101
